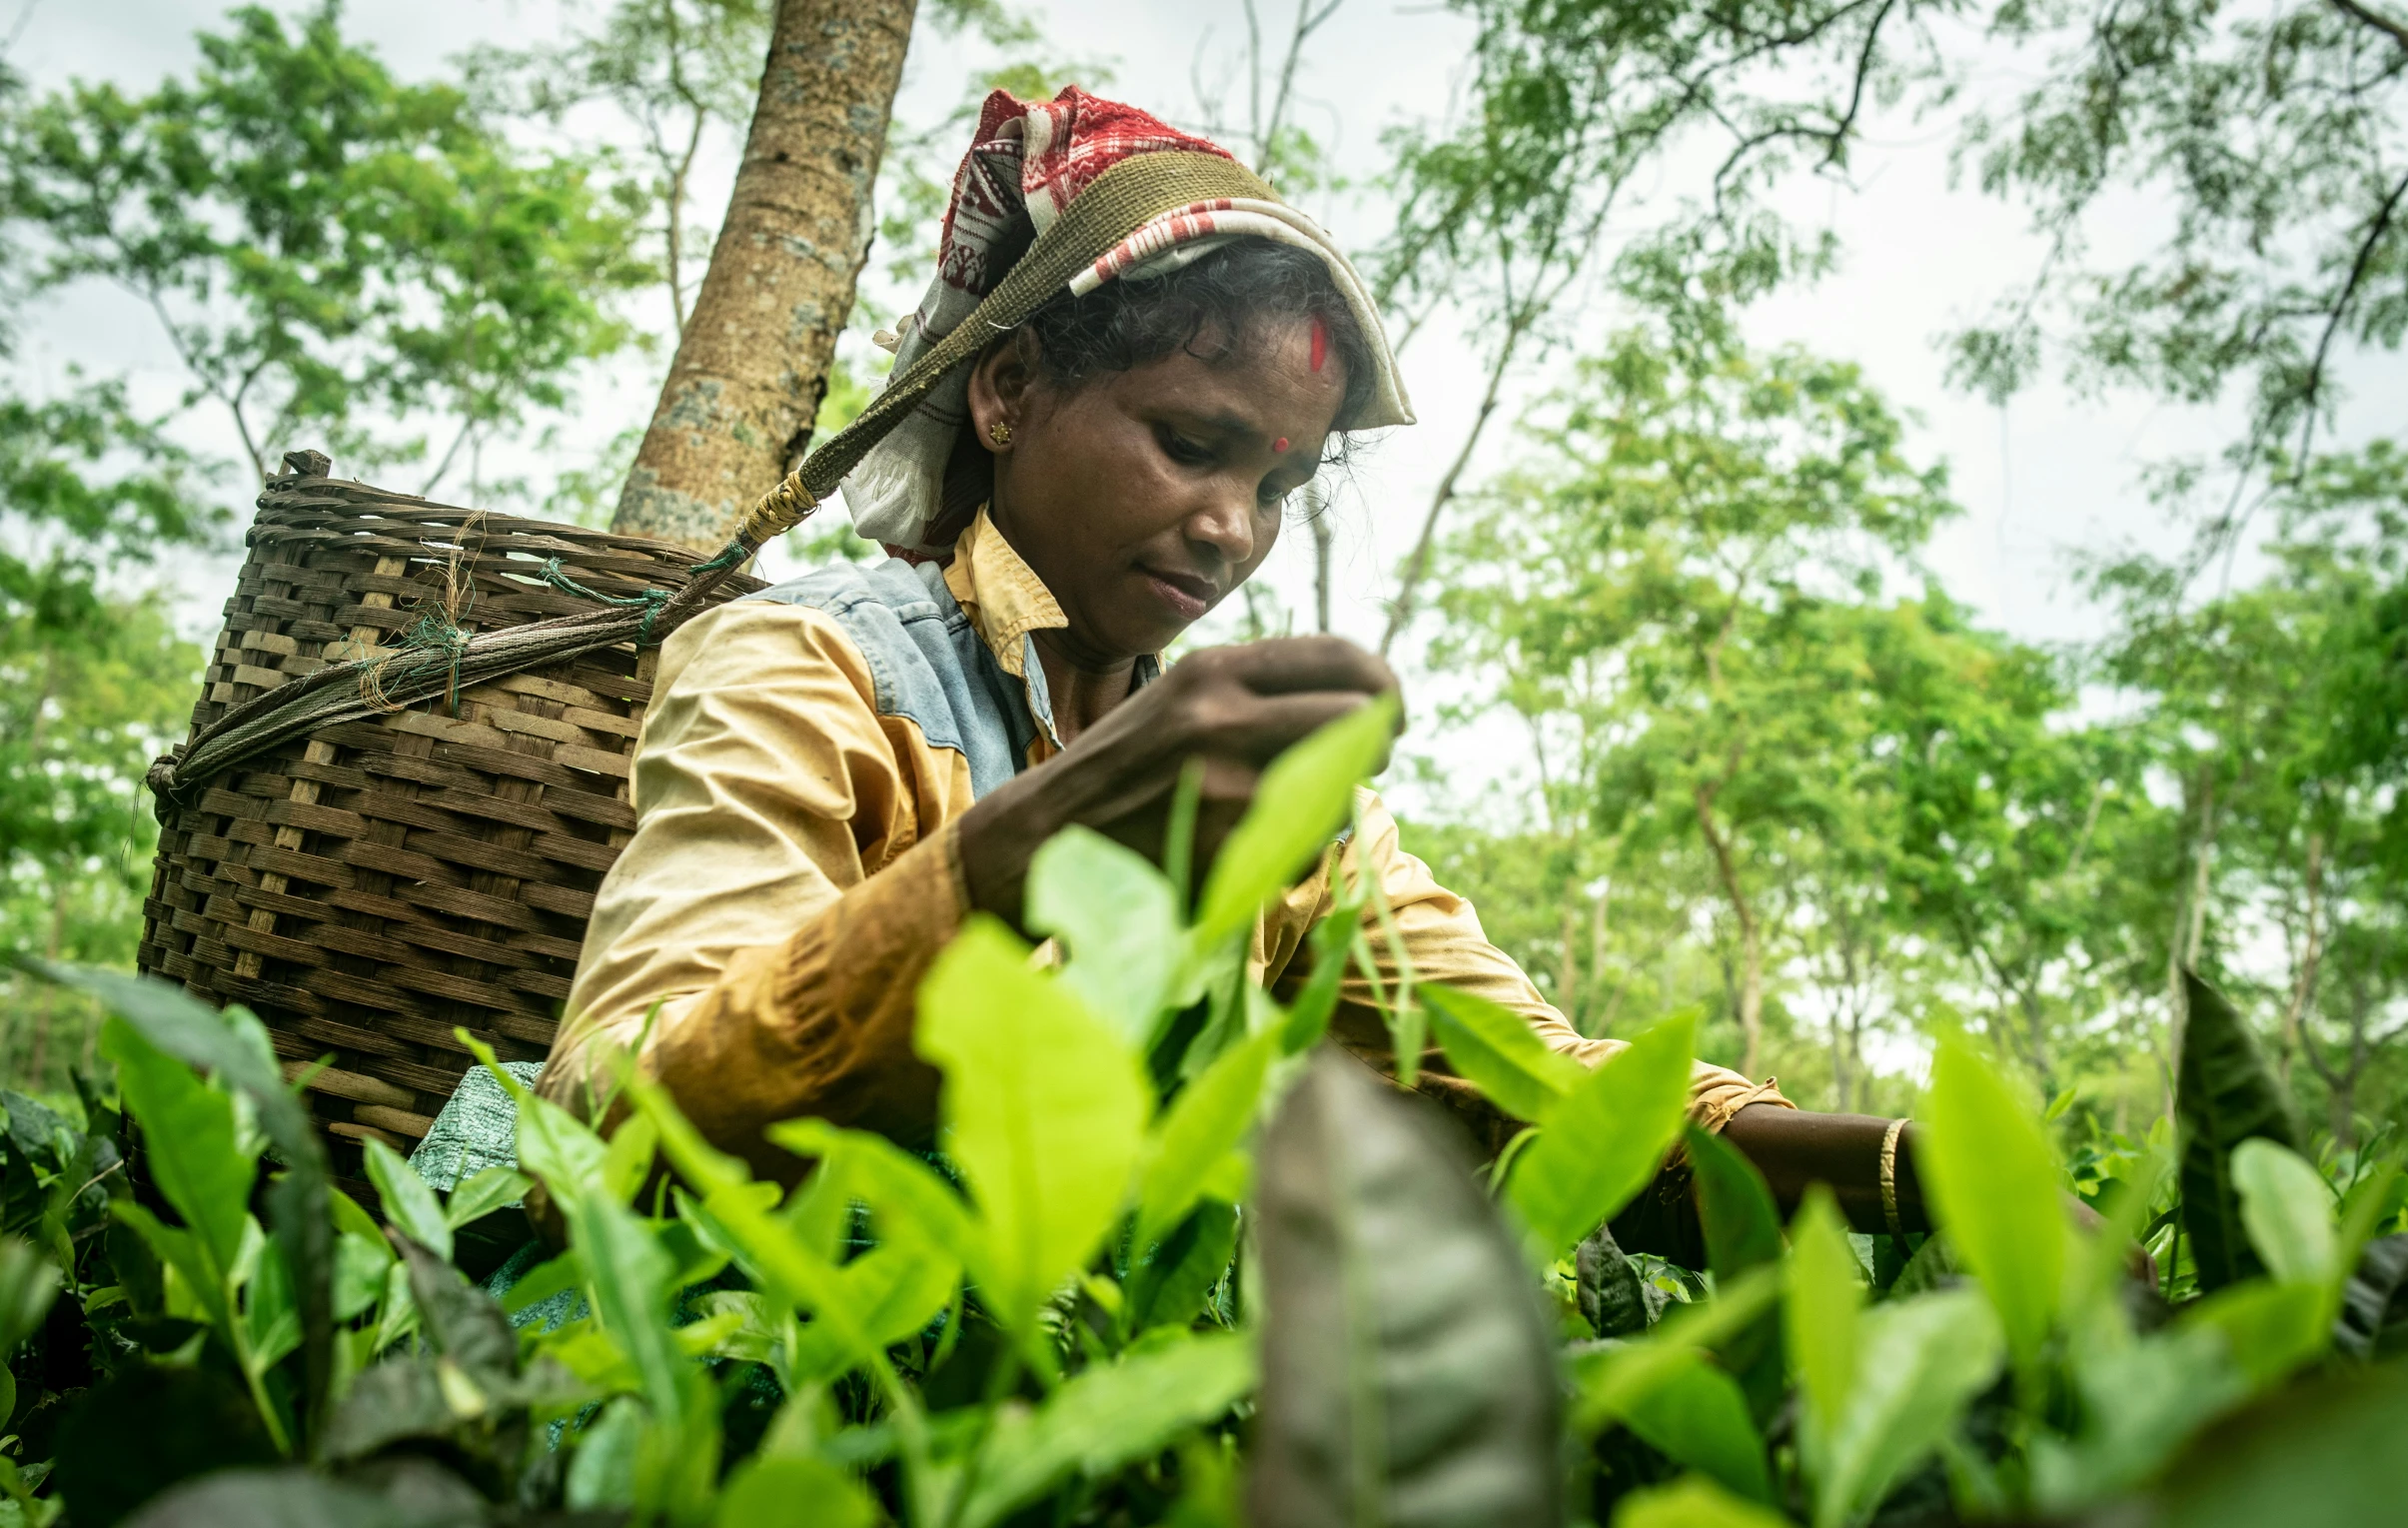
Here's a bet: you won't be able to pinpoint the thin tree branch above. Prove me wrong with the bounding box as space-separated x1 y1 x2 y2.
2330 0 2408 54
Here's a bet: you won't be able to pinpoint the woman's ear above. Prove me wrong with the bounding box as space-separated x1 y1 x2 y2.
966 332 1036 453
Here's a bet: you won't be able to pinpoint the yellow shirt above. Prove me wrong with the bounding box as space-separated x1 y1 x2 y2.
545 510 1787 1179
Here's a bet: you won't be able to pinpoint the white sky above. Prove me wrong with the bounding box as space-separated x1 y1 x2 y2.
10 0 2405 818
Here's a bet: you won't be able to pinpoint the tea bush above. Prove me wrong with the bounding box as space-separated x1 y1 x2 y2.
2 705 2405 1526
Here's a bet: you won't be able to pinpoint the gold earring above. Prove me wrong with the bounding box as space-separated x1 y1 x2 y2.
987 421 1012 448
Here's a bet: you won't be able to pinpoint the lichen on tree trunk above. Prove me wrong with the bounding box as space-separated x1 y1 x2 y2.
613 0 916 551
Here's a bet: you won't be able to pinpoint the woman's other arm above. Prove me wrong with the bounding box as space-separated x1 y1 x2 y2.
544 602 972 1180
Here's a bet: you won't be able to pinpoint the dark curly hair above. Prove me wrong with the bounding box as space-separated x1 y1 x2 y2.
936 239 1375 532
1019 239 1378 434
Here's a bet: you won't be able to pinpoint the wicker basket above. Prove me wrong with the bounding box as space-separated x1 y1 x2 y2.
137 455 764 1190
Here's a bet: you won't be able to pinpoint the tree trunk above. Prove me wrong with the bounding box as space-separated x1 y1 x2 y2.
1696 783 1765 1076
613 0 917 550
2278 829 2325 1084
1557 901 1581 1021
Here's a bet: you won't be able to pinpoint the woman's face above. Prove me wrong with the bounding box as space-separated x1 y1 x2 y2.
967 317 1346 665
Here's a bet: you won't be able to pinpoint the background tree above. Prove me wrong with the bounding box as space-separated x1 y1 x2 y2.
481 0 777 339
1426 330 1955 1076
610 0 916 550
1 4 649 498
1951 0 2408 567
0 387 211 1092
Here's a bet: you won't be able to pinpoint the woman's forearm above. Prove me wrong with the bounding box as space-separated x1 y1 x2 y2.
1718 1102 1927 1236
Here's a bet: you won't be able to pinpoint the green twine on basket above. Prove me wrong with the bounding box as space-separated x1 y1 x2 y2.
537 558 673 646
362 607 472 717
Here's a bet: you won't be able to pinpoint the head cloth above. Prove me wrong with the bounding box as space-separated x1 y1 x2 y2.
834 87 1414 558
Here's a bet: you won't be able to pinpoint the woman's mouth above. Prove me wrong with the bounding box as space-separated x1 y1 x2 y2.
1138 567 1216 622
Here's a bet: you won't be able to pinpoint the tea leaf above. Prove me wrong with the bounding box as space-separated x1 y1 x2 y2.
578 1196 685 1423
1569 1267 1783 1435
2334 1233 2408 1362
1787 1186 1862 1453
602 1110 662 1206
1685 1124 1785 1421
2031 1325 2249 1509
0 1237 58 1356
1919 1034 2065 1366
1422 982 1585 1123
1249 1047 1561 1528
2147 1357 2408 1528
242 1239 301 1374
1620 1352 1773 1505
1193 694 1397 948
716 1455 877 1528
766 1117 973 1256
461 1033 609 1218
102 1020 257 1281
2177 972 2304 1292
631 1079 893 1368
1028 823 1182 1050
1504 1010 1697 1263
391 1236 517 1383
918 916 1151 1334
1815 1289 2003 1528
1125 1199 1239 1334
1281 905 1355 1055
567 1395 643 1510
2230 1138 2337 1287
362 1137 453 1266
2184 1278 2332 1390
444 1165 533 1230
1135 1025 1278 1247
26 964 337 1434
956 1332 1256 1528
1614 1475 1795 1528
1578 1224 1654 1338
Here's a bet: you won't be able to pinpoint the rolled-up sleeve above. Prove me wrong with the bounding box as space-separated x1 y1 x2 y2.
1268 789 1791 1151
543 601 973 1180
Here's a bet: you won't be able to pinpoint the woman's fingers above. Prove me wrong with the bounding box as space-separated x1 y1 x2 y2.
1182 690 1387 764
1199 634 1400 701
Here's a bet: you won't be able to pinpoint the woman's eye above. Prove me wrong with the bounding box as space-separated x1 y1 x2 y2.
1155 425 1213 465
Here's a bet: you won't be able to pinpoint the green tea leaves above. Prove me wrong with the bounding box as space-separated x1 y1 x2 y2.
1423 982 1585 1123
1814 1290 2003 1528
1249 1047 1561 1528
1134 1025 1277 1248
1193 693 1397 948
362 1138 452 1265
1504 1010 1696 1263
102 1018 259 1281
1787 1187 1862 1452
1620 1353 1773 1504
953 1333 1256 1528
1919 1035 2066 1366
1027 824 1184 1049
2230 1138 2336 1288
918 916 1151 1335
0 1237 59 1356
716 1455 877 1528
2177 972 2304 1293
443 1166 532 1230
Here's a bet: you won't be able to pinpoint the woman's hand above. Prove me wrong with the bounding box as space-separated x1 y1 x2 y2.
956 636 1400 926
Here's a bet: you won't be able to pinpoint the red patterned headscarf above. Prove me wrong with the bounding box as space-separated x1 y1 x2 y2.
847 87 1412 557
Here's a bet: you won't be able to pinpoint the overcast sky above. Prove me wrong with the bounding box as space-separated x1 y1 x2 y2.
11 0 2404 816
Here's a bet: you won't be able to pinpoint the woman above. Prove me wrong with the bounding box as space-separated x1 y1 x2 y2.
537 88 1931 1245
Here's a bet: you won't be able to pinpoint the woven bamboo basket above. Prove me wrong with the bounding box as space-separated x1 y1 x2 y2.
137 453 766 1192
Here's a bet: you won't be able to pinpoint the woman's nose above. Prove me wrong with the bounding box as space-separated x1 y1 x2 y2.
1184 486 1262 569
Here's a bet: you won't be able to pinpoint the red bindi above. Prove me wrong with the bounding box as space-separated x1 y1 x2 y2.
1309 315 1328 373
1273 437 1290 453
